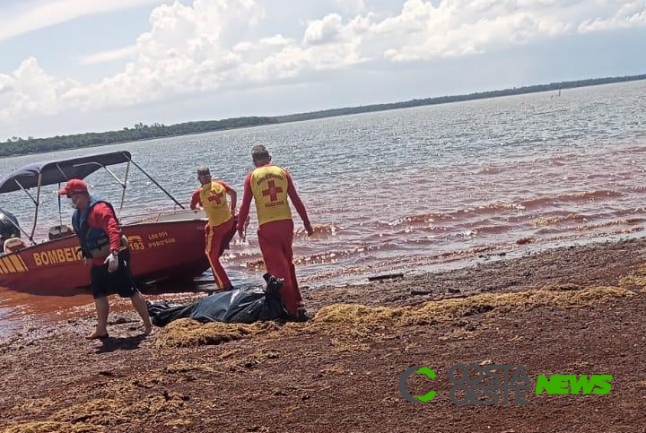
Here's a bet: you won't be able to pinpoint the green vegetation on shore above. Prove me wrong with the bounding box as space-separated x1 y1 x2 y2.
2 73 645 158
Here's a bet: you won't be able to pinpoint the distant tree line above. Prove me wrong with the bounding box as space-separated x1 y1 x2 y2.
274 73 646 123
2 73 645 158
0 117 278 157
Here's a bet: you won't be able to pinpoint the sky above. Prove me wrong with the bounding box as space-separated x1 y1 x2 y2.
0 0 645 140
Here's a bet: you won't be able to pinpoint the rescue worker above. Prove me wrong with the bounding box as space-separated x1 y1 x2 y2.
189 166 237 290
59 179 152 339
236 145 314 320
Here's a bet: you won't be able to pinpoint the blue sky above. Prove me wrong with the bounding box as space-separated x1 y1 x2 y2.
1 0 645 140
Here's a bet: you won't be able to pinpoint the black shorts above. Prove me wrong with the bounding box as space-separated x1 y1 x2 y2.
90 250 138 299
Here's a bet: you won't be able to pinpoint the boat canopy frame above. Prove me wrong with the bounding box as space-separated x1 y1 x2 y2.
0 150 185 245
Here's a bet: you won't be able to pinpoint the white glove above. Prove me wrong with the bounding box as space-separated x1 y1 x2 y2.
104 252 119 273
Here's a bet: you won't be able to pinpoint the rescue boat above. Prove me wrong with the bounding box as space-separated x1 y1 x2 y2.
0 150 210 296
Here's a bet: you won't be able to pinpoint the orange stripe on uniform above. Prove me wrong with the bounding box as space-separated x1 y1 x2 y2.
205 226 224 288
205 226 212 255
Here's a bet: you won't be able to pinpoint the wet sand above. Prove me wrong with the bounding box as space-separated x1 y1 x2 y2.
2 236 646 432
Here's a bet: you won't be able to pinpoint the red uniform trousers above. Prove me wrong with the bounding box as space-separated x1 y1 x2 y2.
257 218 303 317
205 217 235 289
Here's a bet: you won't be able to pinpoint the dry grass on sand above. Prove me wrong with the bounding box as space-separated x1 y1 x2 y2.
149 282 635 350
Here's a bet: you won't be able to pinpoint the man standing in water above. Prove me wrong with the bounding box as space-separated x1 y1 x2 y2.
190 166 237 291
237 145 314 321
59 179 152 339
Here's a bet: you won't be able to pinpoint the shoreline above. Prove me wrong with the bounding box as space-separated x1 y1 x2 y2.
2 230 646 335
1 228 643 338
2 235 646 431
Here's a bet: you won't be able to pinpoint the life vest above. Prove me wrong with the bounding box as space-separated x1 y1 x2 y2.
250 165 292 226
199 181 233 227
72 196 123 259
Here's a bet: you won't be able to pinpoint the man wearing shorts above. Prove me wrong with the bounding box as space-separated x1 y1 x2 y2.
59 179 152 339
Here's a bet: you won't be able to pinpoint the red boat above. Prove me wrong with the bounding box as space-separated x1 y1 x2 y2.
0 150 210 296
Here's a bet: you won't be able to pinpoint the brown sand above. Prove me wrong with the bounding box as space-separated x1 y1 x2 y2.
2 237 646 432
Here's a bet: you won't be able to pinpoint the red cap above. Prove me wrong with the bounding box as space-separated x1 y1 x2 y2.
58 179 88 196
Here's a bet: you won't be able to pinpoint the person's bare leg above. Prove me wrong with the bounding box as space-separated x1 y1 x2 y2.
87 297 109 339
130 291 153 335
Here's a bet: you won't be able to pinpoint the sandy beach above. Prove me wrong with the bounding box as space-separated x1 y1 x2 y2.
2 236 646 433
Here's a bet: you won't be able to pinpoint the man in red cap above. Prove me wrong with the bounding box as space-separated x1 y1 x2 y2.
237 145 314 321
59 178 152 339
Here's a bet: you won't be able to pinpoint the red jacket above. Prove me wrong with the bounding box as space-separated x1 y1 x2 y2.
86 202 122 265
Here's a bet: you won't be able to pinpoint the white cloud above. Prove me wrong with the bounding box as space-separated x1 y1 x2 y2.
0 75 14 95
260 35 294 46
79 45 137 65
0 0 167 43
1 0 646 133
579 0 646 33
372 0 586 62
303 13 346 46
233 41 254 52
0 57 79 121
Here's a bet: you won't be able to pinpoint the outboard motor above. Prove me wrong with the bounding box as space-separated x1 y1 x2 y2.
0 208 21 244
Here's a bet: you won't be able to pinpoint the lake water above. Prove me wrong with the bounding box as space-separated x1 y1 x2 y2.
1 80 645 330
